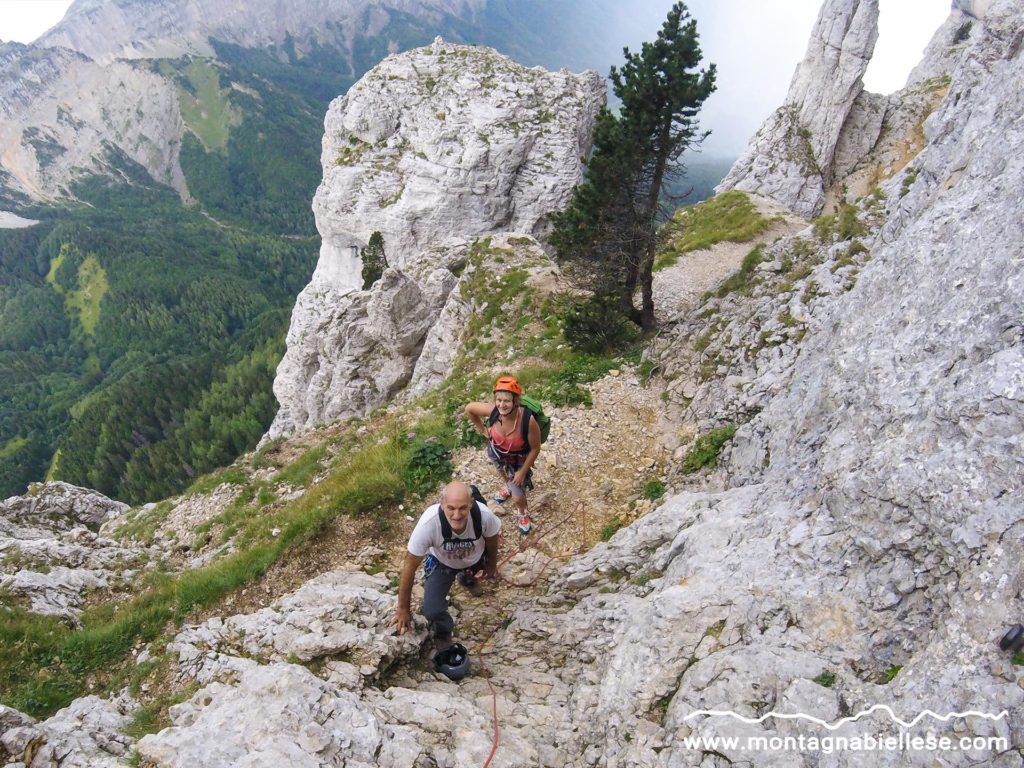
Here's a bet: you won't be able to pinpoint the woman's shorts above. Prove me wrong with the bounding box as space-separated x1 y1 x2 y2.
486 444 533 498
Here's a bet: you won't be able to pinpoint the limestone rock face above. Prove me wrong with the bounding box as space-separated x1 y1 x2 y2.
716 0 881 216
138 663 422 768
571 1 1023 762
136 567 524 768
0 482 143 620
0 692 136 767
267 264 451 438
0 43 185 203
269 233 557 438
168 570 422 687
268 41 601 438
312 38 604 284
905 9 980 88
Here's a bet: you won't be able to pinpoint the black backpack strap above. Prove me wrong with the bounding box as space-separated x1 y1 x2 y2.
519 405 533 444
470 501 482 540
437 504 452 541
487 406 499 427
469 484 487 505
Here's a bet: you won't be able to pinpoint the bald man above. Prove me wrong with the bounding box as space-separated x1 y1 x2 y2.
393 482 500 649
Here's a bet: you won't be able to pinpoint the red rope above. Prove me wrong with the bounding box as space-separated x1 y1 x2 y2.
475 501 583 766
477 619 504 768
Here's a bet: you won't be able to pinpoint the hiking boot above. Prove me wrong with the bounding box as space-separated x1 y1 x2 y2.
457 570 484 597
494 486 512 503
516 514 533 535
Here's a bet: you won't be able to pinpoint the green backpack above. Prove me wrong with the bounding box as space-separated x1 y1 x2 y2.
488 394 551 445
519 393 551 444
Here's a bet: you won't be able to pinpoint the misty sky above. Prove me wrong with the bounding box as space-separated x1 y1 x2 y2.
1 0 955 156
608 0 952 156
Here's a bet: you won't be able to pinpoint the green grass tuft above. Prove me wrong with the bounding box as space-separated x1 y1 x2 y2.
642 480 665 501
881 664 902 684
600 518 626 541
655 191 777 271
680 425 737 474
813 670 836 688
712 244 766 299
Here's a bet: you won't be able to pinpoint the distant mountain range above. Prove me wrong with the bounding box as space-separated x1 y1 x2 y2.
0 0 733 503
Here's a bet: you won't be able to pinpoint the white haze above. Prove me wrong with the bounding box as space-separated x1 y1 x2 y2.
0 0 954 156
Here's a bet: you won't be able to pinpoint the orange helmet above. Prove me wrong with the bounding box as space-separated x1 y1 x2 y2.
493 375 523 395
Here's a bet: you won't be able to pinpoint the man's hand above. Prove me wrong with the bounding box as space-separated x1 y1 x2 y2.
394 552 422 635
484 561 498 580
393 605 413 635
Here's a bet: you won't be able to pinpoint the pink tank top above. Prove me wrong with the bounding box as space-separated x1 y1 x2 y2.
489 407 528 454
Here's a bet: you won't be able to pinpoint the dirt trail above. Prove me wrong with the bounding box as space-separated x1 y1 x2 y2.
442 195 809 661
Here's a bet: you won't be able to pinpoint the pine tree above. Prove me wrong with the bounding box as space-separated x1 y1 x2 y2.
552 2 716 330
361 231 388 289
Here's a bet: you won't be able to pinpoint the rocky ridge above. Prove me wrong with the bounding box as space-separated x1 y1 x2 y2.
268 39 603 439
716 0 879 216
0 482 145 621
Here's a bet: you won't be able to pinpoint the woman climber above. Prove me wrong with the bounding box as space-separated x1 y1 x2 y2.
464 375 541 535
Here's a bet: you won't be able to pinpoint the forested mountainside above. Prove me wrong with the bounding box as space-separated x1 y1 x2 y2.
0 49 326 504
0 0 709 504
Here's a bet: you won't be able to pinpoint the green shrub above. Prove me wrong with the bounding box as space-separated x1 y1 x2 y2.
524 351 639 408
881 664 902 684
900 167 918 198
813 202 866 243
360 231 387 289
403 439 453 497
600 518 626 541
836 203 866 240
714 244 765 299
847 240 868 257
562 294 638 354
680 425 737 474
642 480 665 500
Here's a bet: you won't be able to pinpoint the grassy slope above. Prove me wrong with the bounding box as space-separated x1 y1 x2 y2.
654 190 780 271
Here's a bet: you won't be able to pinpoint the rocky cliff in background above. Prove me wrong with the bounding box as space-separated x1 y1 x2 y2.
716 0 879 216
717 0 989 220
267 39 603 439
0 43 184 204
37 0 484 66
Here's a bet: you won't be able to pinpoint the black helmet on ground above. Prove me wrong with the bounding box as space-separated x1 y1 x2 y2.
434 642 470 680
1000 624 1024 652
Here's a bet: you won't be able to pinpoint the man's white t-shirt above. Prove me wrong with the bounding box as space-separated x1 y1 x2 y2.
407 502 501 569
